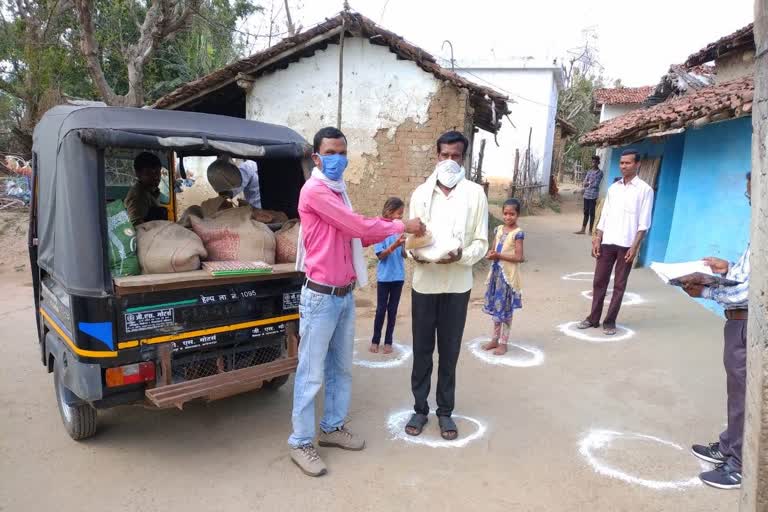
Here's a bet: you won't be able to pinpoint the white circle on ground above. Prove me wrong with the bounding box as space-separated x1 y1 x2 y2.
386 410 487 448
580 290 646 306
579 429 708 490
353 339 412 368
557 321 636 343
467 337 544 367
562 271 614 282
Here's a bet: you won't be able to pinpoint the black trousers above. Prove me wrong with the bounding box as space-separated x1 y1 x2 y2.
411 290 470 417
719 319 747 471
582 198 597 232
372 281 404 345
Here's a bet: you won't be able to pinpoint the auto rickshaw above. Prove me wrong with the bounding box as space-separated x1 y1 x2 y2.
29 105 308 440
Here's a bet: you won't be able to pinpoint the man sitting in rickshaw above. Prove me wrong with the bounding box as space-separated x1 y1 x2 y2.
125 152 168 225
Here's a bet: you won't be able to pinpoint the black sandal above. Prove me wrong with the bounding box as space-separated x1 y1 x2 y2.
405 413 428 436
438 415 458 441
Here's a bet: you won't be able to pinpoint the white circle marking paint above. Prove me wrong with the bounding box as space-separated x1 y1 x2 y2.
557 321 636 343
386 410 487 448
580 290 646 306
579 429 708 491
353 339 412 368
466 337 544 367
562 271 614 282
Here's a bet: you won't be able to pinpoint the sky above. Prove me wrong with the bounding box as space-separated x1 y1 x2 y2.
247 0 755 88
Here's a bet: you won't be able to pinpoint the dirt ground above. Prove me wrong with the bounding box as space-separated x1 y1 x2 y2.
0 194 739 511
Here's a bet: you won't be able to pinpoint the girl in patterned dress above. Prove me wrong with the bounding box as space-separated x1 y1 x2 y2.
482 198 525 355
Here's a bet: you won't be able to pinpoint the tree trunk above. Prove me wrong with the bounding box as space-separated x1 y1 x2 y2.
740 2 768 510
73 0 198 107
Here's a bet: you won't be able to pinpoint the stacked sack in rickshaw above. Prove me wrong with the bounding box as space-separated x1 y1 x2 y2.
189 206 277 264
136 221 208 274
274 219 300 263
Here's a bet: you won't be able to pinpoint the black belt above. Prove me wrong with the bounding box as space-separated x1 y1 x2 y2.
304 279 355 297
725 309 748 321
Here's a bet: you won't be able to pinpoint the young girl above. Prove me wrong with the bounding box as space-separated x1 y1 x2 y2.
482 198 525 355
370 197 407 354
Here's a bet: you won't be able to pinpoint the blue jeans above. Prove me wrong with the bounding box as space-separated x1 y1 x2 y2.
288 287 355 447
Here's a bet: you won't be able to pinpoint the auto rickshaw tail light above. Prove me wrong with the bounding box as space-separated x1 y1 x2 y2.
106 362 156 387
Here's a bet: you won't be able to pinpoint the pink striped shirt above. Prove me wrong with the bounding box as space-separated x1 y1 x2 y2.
298 177 404 287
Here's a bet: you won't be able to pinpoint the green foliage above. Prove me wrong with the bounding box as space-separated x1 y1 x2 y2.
558 70 603 168
557 29 607 170
90 0 260 102
0 0 260 153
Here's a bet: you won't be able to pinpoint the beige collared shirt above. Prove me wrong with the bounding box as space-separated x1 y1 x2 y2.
409 180 489 294
597 175 654 247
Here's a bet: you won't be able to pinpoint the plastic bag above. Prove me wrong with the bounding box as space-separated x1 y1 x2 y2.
106 200 140 277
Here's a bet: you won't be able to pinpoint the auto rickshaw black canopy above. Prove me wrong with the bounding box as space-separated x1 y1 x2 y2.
32 105 308 297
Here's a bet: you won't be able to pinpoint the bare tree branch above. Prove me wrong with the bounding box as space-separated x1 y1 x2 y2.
284 0 296 36
72 0 118 104
73 0 201 106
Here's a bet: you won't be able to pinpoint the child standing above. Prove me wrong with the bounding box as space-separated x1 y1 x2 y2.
371 197 407 354
482 198 525 355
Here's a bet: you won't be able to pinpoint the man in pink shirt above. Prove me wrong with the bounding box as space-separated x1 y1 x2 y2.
289 127 424 477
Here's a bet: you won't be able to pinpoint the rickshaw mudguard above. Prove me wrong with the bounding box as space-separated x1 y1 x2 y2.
45 333 103 402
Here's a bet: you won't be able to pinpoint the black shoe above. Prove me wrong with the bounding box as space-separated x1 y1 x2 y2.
691 442 727 464
699 463 742 490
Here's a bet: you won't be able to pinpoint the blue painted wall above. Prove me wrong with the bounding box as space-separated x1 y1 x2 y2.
603 117 752 316
664 117 752 315
665 117 752 264
606 135 684 266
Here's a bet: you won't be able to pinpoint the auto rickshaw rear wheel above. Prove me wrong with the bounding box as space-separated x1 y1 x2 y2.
54 360 97 440
263 374 290 390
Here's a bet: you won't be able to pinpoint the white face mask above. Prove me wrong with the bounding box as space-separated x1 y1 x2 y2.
435 159 465 188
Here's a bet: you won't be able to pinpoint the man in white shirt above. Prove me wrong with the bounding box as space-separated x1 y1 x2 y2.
405 131 489 440
578 149 654 335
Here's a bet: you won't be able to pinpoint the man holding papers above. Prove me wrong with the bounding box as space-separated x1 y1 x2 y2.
681 172 752 491
577 149 654 336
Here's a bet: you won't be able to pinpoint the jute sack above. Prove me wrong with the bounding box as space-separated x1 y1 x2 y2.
177 205 204 228
190 206 276 263
251 208 289 224
275 219 300 263
137 221 207 274
200 196 235 218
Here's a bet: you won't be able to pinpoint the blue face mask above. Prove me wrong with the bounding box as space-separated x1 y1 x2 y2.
318 154 348 181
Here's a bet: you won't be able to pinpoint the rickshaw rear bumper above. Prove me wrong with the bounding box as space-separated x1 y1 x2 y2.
145 356 298 410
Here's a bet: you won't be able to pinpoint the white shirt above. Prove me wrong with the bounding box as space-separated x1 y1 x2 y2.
597 175 654 248
409 180 489 294
236 160 262 208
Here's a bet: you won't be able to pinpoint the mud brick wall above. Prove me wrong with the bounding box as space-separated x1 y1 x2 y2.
346 82 473 217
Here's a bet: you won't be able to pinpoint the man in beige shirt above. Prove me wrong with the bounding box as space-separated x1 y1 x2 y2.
405 131 489 441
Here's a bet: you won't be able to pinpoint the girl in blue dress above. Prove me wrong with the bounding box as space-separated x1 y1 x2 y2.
482 198 525 355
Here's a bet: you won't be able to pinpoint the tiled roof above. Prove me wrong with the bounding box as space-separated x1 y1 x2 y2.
644 64 716 106
593 86 654 106
152 11 509 132
685 23 755 67
580 76 753 146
